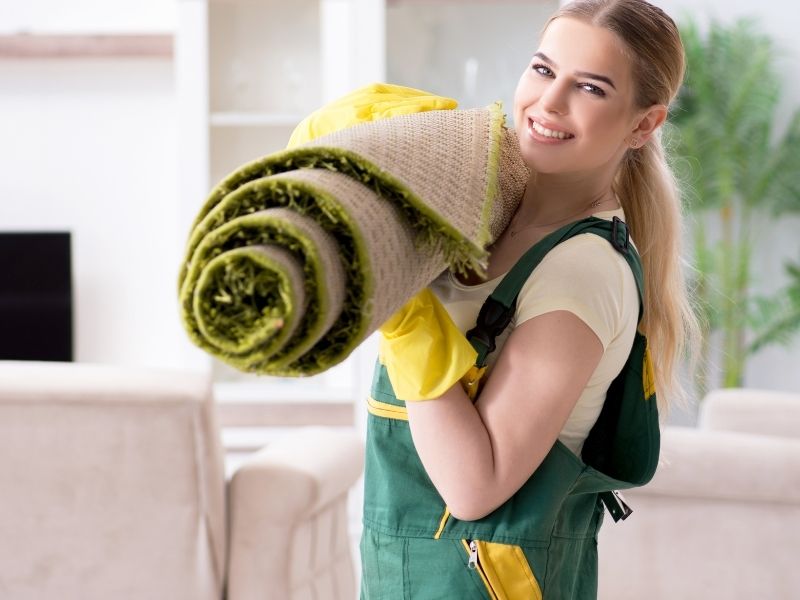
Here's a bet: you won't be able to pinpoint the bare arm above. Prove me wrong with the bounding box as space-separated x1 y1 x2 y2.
405 309 603 521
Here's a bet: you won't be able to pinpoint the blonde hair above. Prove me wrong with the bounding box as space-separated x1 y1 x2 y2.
546 0 700 413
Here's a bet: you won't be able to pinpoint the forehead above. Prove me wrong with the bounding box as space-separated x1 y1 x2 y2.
539 17 633 88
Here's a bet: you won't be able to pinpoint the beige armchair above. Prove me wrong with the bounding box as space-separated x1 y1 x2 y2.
598 388 800 600
0 360 363 600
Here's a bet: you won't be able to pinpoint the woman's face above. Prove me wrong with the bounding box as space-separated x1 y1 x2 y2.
513 17 643 175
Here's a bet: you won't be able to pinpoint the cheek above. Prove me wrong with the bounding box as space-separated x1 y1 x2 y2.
514 73 526 115
512 73 530 123
581 105 630 146
513 70 544 109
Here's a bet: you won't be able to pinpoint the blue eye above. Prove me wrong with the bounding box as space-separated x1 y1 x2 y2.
531 63 553 77
580 83 606 97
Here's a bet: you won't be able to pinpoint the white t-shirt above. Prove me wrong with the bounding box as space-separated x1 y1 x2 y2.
429 208 639 456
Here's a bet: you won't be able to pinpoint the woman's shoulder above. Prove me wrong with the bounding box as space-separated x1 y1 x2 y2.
536 208 635 269
515 216 640 348
538 229 631 274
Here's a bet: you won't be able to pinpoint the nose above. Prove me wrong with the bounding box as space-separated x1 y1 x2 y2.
539 79 569 116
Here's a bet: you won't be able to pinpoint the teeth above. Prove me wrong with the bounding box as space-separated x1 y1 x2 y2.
531 120 573 140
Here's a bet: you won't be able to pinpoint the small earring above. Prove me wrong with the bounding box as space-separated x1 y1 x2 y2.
630 138 641 148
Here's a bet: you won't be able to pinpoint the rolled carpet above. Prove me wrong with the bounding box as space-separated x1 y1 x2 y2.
178 102 528 376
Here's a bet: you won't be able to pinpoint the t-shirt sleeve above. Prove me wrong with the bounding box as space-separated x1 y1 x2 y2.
515 234 633 350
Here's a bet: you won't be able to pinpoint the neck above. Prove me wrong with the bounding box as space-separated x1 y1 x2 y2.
521 170 619 226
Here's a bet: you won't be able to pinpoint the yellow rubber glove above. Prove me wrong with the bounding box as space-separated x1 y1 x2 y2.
378 289 479 401
287 83 478 402
287 82 457 148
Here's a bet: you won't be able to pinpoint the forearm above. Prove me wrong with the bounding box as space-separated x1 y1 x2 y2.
405 383 499 521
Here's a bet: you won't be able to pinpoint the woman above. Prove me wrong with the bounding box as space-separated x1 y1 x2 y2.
362 0 697 597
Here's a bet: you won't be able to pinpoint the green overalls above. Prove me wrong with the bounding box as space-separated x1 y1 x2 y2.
360 217 659 599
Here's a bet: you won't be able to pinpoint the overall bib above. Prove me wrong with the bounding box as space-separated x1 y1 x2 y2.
360 217 659 599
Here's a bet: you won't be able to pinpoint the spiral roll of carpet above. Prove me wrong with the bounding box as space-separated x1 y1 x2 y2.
178 99 528 376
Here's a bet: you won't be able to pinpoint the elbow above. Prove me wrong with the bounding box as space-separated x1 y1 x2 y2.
446 497 500 522
448 507 489 522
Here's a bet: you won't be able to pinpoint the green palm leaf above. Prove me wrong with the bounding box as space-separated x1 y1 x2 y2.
673 17 800 393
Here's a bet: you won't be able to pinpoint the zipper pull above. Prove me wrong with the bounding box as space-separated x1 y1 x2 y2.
467 540 478 570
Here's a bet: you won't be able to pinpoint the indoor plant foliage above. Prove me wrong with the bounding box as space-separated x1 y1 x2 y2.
668 18 800 397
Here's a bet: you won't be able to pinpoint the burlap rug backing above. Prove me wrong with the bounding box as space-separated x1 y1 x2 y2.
178 103 529 376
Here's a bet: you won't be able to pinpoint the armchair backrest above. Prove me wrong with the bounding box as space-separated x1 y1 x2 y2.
700 388 800 439
0 361 226 600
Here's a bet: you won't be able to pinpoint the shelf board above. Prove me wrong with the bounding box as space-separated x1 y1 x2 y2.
209 112 305 128
0 33 173 59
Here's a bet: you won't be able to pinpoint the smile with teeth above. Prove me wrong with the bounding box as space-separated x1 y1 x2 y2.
530 119 574 140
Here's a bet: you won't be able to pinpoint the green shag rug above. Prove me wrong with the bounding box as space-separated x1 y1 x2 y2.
178 104 528 376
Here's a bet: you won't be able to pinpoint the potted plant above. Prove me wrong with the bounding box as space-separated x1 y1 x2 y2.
668 18 800 398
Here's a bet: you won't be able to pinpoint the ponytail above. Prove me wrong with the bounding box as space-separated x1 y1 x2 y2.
614 131 700 414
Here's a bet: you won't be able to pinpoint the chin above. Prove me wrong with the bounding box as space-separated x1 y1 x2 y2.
517 147 571 175
515 129 574 174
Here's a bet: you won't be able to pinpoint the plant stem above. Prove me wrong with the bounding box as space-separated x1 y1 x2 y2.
720 194 739 387
728 204 752 387
693 222 711 400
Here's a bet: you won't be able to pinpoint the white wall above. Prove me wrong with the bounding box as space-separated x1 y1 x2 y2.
0 58 201 370
0 0 176 34
0 1 205 371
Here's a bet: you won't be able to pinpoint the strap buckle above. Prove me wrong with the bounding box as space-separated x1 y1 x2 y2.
600 490 633 523
611 216 629 255
466 296 516 356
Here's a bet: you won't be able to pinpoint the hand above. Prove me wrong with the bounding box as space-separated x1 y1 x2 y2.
287 83 458 148
378 289 478 401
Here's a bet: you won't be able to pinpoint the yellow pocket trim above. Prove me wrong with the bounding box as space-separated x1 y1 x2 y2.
433 507 451 539
367 397 408 421
461 539 543 600
643 345 656 400
460 364 488 401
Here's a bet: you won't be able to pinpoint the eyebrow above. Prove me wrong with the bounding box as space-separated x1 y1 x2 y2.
533 51 617 90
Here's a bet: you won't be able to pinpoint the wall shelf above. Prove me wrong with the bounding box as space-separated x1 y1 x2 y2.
175 0 379 423
209 111 305 128
0 34 173 59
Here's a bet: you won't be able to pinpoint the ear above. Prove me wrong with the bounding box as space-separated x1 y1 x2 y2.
628 104 668 147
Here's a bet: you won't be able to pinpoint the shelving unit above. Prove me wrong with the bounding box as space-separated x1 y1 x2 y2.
208 112 306 127
176 0 383 401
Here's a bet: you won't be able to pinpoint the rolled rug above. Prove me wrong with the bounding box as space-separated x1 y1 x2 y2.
178 102 528 376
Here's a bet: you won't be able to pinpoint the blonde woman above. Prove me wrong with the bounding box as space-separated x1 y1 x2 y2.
361 0 698 597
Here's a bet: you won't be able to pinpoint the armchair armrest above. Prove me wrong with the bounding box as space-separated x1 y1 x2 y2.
638 426 800 505
227 426 364 600
599 424 800 599
228 426 364 520
699 388 800 439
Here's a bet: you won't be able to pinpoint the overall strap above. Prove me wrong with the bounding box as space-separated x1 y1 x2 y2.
466 216 645 367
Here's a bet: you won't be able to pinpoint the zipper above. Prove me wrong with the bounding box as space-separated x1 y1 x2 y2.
462 538 543 600
463 539 499 600
467 539 479 569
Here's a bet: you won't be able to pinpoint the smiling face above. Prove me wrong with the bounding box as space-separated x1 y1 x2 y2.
513 17 645 176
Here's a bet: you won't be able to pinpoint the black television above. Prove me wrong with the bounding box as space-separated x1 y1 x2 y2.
0 232 73 361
